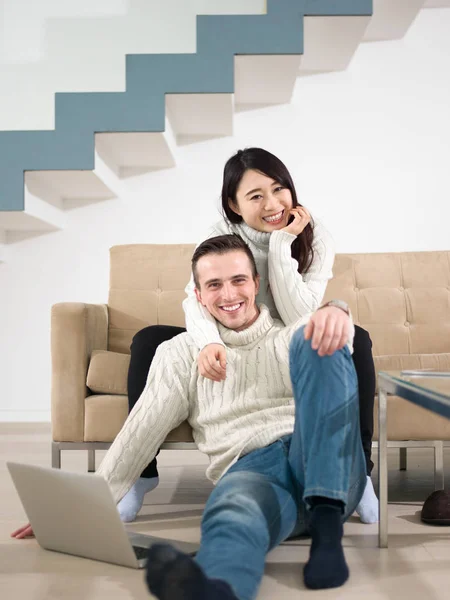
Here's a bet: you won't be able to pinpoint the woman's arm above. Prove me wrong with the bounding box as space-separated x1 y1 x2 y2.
268 219 335 325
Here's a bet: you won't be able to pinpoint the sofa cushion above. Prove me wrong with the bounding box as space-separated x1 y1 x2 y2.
84 394 195 443
85 394 129 441
164 421 195 443
86 350 130 395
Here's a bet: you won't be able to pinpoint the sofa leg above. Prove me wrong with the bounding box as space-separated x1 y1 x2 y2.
399 447 407 471
52 443 61 469
434 441 444 491
88 449 95 473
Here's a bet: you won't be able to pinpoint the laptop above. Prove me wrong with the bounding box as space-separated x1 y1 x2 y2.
7 461 199 569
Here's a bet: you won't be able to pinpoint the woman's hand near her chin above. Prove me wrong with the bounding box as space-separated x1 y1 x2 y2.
281 206 311 236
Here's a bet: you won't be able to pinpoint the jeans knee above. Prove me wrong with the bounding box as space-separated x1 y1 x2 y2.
209 471 268 504
289 326 353 360
289 325 355 387
205 472 274 523
289 326 316 364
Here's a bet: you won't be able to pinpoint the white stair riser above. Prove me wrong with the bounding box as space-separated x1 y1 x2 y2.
0 190 66 243
300 16 370 73
166 94 234 144
364 0 426 41
235 55 301 108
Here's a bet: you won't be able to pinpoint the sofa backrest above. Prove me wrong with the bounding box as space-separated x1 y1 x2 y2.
108 245 450 357
322 251 450 356
108 244 195 353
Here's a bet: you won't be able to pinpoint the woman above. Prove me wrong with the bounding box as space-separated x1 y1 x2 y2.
120 147 377 524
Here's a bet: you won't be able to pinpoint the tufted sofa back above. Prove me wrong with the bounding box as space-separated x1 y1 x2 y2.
108 245 450 358
322 251 450 356
108 244 195 354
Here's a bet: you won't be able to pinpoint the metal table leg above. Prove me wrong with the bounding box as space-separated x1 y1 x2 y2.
399 447 407 471
434 440 444 490
88 449 96 472
52 442 61 469
378 384 388 548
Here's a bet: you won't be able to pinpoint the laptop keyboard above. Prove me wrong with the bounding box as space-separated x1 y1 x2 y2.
133 545 150 561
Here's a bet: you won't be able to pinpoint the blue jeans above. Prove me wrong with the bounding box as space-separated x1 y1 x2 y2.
194 328 367 600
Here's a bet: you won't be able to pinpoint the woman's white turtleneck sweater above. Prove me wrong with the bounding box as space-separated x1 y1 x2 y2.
97 305 353 505
183 218 335 350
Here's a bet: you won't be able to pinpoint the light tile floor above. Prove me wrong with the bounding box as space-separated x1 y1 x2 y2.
1 423 450 598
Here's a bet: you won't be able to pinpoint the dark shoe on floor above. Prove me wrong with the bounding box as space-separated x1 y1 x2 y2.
421 490 450 525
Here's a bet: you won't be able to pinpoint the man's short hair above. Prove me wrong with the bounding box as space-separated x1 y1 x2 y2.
192 234 259 288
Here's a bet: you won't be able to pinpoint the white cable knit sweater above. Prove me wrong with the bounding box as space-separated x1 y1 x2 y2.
183 217 335 350
97 305 353 504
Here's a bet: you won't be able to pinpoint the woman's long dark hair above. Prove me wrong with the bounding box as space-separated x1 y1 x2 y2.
221 147 314 275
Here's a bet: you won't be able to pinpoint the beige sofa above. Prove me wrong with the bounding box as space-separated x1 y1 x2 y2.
51 245 450 483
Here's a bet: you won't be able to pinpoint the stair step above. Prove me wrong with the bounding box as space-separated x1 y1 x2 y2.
363 0 426 42
0 187 66 244
235 55 302 110
299 16 370 74
96 125 177 178
166 94 233 145
25 170 115 211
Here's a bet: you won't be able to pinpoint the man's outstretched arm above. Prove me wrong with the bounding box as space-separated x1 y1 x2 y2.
96 339 192 504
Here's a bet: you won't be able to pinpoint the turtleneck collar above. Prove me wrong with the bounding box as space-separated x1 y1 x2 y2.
218 304 274 347
238 222 271 249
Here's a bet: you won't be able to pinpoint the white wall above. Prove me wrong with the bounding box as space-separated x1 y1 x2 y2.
0 7 449 421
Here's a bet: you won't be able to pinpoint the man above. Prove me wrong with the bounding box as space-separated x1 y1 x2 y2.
13 234 366 600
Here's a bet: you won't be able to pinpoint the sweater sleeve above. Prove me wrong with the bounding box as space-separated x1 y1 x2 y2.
268 219 335 326
96 336 193 503
182 221 231 351
283 306 355 354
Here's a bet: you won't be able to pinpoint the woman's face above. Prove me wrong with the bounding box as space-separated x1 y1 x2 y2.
229 169 294 233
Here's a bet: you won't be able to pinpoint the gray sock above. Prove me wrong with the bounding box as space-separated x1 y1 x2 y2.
117 476 159 522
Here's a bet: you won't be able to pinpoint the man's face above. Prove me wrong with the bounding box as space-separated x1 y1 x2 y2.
194 250 260 332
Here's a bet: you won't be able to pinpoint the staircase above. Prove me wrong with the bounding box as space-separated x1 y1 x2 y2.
0 0 448 263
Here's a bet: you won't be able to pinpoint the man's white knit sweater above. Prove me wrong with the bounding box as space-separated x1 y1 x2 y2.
97 305 354 505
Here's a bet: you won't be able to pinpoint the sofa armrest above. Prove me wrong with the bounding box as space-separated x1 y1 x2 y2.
51 303 108 442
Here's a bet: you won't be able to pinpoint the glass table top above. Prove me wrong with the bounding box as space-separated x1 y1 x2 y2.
378 370 450 419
